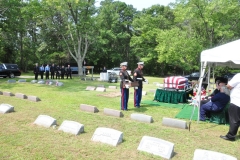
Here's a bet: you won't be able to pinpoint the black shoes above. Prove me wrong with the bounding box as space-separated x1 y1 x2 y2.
220 135 235 141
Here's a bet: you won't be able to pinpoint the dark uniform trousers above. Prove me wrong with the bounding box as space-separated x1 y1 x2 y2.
121 88 129 110
226 103 240 139
134 88 142 107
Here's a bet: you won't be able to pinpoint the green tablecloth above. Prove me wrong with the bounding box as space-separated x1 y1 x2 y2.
154 89 192 104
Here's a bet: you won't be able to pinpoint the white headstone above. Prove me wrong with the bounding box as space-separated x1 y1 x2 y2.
91 127 123 146
131 113 153 123
193 149 237 160
138 136 174 160
18 79 26 82
58 120 84 135
96 87 106 92
34 115 57 128
31 80 38 83
49 82 53 85
86 86 96 91
3 91 14 96
142 91 147 96
0 104 14 114
15 93 27 99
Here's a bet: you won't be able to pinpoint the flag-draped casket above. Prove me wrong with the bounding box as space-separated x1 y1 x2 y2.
164 76 189 90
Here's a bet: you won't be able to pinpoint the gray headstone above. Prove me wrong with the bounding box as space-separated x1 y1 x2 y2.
91 127 123 146
96 87 106 92
7 79 16 83
0 91 3 95
142 91 147 96
58 120 84 135
28 96 41 102
86 86 96 91
33 115 57 128
104 108 124 118
31 80 38 83
131 113 153 123
193 149 237 160
15 93 27 99
56 82 64 86
3 91 14 96
162 117 187 129
109 86 117 89
38 80 45 84
80 104 99 113
138 136 174 160
48 82 53 85
0 104 14 114
18 79 26 82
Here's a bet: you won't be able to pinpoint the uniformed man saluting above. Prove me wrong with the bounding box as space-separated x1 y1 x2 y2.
119 62 133 111
133 62 146 108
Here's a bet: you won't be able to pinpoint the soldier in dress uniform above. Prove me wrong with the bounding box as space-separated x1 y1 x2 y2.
50 63 55 79
60 65 65 79
133 62 146 108
55 65 60 79
66 65 72 79
119 62 133 111
45 64 50 79
33 63 39 80
39 64 45 79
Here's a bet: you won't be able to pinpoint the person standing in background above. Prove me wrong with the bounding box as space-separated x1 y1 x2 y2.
66 65 72 79
220 73 240 141
50 63 55 79
133 62 146 108
45 64 50 79
39 64 45 79
56 65 60 79
119 62 133 111
33 63 39 80
60 65 65 79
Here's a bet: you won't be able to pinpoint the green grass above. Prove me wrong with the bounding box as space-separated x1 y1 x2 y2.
0 75 239 160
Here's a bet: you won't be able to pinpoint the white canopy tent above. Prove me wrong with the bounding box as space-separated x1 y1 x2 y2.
196 39 240 122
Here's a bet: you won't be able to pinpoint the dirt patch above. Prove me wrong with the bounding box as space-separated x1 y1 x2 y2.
98 92 121 97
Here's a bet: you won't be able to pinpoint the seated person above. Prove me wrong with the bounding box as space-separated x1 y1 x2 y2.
200 77 227 106
200 85 230 121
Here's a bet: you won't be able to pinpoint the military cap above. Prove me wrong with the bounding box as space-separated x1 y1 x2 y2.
120 62 128 66
137 62 144 65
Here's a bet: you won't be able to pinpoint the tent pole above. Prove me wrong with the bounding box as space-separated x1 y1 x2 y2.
208 66 211 90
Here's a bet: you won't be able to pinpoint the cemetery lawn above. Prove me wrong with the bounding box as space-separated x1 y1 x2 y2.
0 75 239 160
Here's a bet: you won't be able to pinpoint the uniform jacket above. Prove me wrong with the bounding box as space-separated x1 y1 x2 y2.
211 92 230 110
133 68 145 88
119 70 133 88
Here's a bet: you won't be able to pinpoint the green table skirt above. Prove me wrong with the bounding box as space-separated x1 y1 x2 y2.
154 89 192 104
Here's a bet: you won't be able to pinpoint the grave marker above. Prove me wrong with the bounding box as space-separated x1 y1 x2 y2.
162 117 187 129
31 80 38 83
15 93 27 99
96 87 106 92
0 104 14 114
109 86 117 89
142 91 147 96
56 82 64 86
91 127 123 146
138 136 174 160
149 89 156 93
18 79 26 82
80 104 99 113
28 96 41 102
104 108 124 118
3 91 14 96
33 115 57 128
38 80 45 84
7 79 16 83
86 86 96 91
131 113 153 123
58 120 84 135
193 149 237 160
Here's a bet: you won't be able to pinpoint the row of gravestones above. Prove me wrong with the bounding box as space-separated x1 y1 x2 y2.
86 85 148 95
7 79 63 86
0 91 40 102
0 103 237 160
